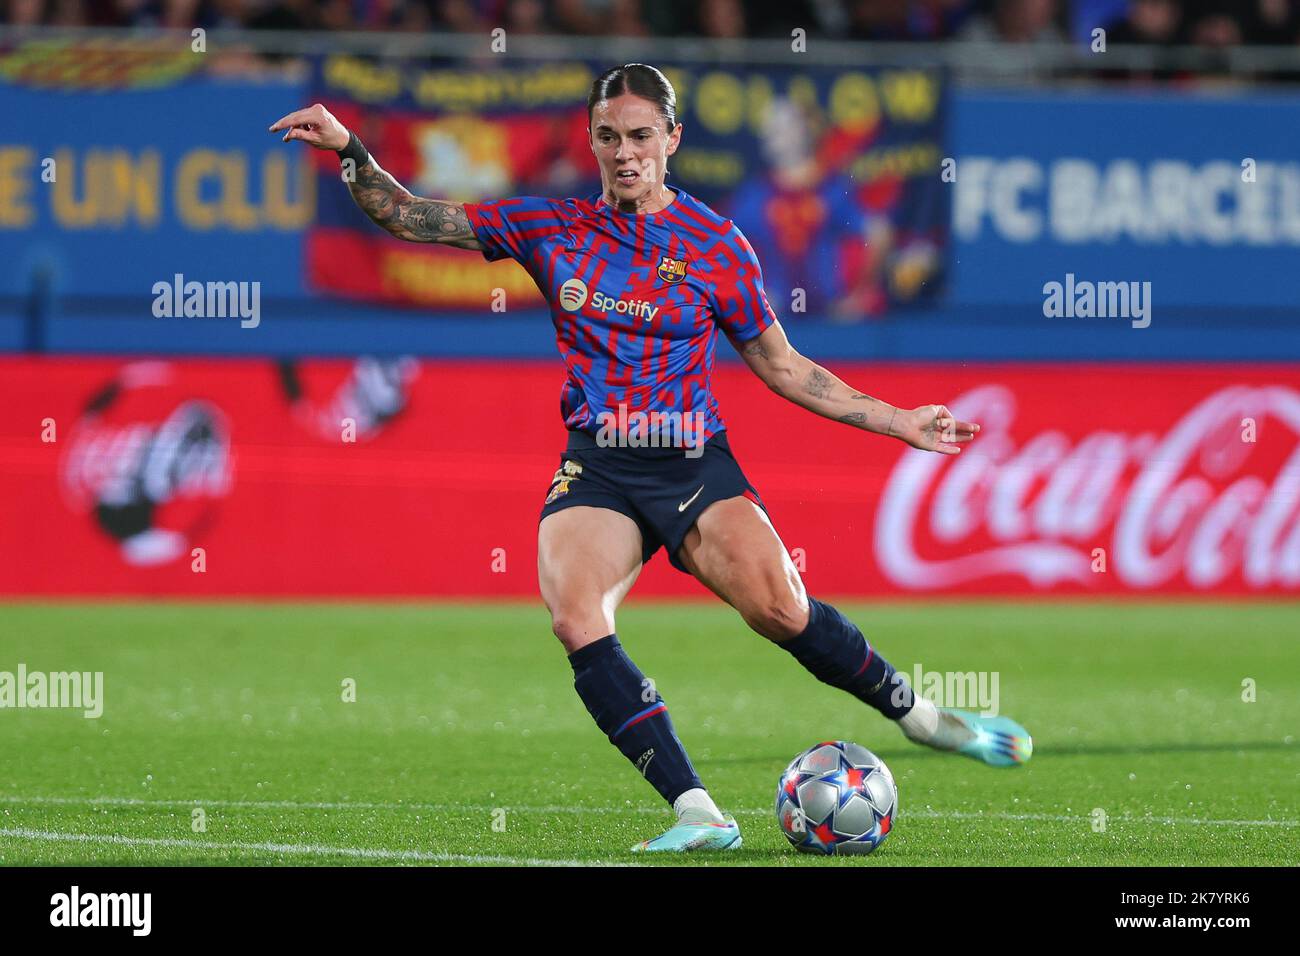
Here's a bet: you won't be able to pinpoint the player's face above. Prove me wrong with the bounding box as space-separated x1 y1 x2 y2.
589 94 681 209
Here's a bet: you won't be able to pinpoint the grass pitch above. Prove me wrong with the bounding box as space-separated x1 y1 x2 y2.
0 601 1296 866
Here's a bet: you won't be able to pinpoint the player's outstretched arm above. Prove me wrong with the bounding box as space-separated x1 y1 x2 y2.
268 104 482 249
729 320 979 456
344 160 482 247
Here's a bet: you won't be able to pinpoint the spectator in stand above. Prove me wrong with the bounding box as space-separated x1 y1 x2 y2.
846 0 910 40
1184 0 1244 47
1241 0 1300 81
1244 0 1300 44
315 0 353 30
205 0 248 29
245 0 315 31
959 0 1065 43
310 0 422 31
161 0 199 28
847 0 978 40
1179 0 1254 83
420 1 563 44
552 0 648 36
77 0 126 25
500 0 550 33
956 0 1067 83
5 0 45 23
1105 0 1183 44
697 0 744 38
49 0 90 24
1097 0 1185 83
751 0 832 38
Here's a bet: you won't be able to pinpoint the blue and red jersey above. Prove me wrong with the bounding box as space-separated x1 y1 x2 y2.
464 188 776 444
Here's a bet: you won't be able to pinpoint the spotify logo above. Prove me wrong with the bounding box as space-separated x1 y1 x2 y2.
559 278 589 312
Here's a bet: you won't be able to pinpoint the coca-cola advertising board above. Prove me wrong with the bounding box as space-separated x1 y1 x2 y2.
2 357 1297 598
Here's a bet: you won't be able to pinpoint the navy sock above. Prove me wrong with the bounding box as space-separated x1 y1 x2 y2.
777 597 914 720
568 634 703 806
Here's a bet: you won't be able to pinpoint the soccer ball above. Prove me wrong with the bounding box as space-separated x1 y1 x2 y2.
775 740 898 855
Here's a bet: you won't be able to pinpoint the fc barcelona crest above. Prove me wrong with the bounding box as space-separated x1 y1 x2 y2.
657 256 688 284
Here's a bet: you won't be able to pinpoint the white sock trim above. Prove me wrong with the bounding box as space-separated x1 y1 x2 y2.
673 787 723 821
898 695 939 742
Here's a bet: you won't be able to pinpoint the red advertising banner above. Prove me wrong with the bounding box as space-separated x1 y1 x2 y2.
2 357 1298 598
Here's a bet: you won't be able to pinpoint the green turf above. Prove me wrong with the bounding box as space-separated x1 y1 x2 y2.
0 601 1296 866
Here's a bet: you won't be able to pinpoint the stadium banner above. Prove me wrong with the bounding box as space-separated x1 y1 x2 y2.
950 90 1300 310
0 75 312 300
3 357 1298 598
6 61 1300 334
306 56 949 318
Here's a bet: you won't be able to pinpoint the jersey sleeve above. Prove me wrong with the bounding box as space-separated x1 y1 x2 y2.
462 196 568 263
708 224 777 343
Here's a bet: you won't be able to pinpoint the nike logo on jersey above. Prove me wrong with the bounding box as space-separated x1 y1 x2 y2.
678 486 705 512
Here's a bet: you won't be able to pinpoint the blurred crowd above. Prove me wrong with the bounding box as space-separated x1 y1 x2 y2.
2 0 1299 47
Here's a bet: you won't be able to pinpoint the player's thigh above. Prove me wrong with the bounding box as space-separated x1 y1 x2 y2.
676 496 808 641
538 505 644 651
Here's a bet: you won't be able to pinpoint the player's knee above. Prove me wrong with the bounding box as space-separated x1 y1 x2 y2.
549 612 584 651
744 592 810 642
549 609 611 654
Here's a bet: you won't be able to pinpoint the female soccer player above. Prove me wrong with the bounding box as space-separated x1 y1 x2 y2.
270 64 1032 853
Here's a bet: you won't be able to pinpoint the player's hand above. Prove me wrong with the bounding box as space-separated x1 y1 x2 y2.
891 404 979 456
268 103 350 150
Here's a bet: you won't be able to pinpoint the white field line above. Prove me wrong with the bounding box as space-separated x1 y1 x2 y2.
1 794 1296 829
0 827 630 867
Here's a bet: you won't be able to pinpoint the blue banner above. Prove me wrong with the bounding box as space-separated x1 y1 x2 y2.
949 90 1300 309
5 69 1300 361
0 80 310 300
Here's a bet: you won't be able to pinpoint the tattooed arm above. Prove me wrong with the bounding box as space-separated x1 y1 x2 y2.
728 320 980 456
347 160 481 248
269 103 482 249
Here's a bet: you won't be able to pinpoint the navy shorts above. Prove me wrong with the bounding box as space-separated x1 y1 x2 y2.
539 429 768 573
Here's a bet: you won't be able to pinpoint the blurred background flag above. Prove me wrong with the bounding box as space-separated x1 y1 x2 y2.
306 55 949 316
